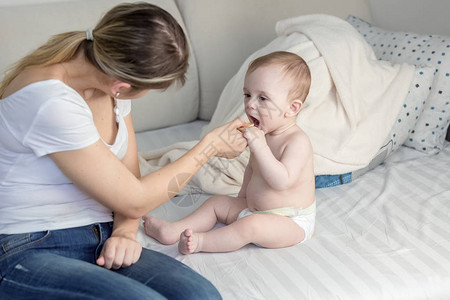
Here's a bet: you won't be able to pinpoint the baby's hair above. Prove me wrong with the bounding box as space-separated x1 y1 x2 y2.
246 51 311 103
0 2 189 98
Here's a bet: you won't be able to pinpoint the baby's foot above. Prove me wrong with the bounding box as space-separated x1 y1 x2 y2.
178 229 200 255
142 215 181 245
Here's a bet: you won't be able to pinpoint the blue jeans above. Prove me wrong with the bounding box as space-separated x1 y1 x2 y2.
0 222 221 299
315 173 353 188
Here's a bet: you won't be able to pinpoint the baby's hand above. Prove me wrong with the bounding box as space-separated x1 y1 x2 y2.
241 125 266 152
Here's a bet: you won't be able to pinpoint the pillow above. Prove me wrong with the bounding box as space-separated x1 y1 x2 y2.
203 14 433 179
319 65 435 187
385 66 435 153
347 15 450 153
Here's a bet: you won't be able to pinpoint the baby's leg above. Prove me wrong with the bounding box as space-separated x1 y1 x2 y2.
143 195 246 245
178 213 305 254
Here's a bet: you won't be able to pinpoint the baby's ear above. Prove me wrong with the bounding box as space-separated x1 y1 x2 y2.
285 99 302 117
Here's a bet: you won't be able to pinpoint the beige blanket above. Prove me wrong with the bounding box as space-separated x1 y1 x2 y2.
139 14 414 194
139 141 248 195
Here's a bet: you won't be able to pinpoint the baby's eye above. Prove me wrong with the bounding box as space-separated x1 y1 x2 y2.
259 96 268 101
243 93 251 98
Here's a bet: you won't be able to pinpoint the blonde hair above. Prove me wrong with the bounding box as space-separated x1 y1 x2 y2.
246 51 311 103
0 2 189 98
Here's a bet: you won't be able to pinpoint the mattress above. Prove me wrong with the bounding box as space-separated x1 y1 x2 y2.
137 127 450 299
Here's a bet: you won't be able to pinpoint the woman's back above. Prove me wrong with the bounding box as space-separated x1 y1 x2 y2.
0 80 113 234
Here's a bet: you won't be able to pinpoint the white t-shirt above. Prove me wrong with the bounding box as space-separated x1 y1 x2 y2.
0 80 131 234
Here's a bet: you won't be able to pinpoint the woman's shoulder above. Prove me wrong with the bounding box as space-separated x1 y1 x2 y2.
9 79 77 97
1 80 92 127
3 79 87 109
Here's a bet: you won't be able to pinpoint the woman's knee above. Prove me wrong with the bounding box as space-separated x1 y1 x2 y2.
0 252 165 300
123 248 222 299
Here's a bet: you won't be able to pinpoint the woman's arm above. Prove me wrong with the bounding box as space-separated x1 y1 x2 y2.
50 118 247 219
96 214 142 269
96 113 142 269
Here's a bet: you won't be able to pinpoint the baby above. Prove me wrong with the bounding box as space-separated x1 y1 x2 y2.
143 51 315 254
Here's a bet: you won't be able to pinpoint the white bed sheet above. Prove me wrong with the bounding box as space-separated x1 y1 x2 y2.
137 130 450 299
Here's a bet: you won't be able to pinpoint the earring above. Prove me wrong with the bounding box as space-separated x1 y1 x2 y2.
113 92 120 123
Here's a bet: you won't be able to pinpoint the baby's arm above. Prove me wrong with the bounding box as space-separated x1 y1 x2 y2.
237 164 253 198
246 128 311 190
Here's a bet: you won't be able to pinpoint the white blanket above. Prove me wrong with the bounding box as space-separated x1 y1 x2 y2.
139 141 248 195
139 14 415 194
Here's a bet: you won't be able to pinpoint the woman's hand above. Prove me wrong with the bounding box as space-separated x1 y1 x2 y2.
204 118 248 159
96 233 142 270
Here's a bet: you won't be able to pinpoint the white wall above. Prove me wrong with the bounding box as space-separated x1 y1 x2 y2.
368 0 450 36
2 0 448 37
0 0 75 5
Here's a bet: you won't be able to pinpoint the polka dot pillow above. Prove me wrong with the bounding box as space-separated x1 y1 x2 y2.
385 66 435 153
347 15 450 153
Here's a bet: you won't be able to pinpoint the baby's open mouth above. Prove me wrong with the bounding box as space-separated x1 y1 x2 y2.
248 115 260 128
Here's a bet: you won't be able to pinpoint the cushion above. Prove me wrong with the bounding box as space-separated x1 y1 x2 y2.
0 0 199 132
175 0 372 120
347 15 450 153
203 14 431 177
330 65 435 184
385 66 435 153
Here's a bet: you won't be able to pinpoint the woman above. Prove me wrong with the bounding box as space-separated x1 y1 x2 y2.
0 2 246 299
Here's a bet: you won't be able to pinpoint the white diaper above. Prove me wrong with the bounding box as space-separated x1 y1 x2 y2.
237 201 316 244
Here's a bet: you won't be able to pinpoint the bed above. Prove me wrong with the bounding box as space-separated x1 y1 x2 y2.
135 14 450 300
137 134 450 299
